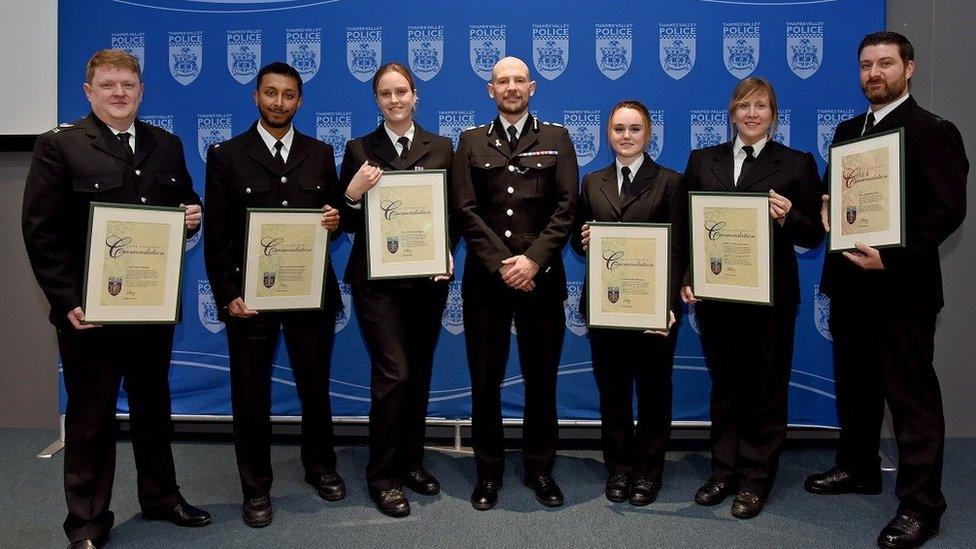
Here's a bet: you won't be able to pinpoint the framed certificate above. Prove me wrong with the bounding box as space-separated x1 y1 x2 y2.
586 222 671 331
689 192 773 305
82 202 187 324
242 209 331 312
364 169 450 279
828 128 906 252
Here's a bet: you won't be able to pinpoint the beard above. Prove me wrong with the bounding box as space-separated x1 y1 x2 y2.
862 77 908 105
495 94 528 116
260 108 295 129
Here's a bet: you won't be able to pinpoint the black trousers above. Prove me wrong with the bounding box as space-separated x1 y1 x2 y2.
353 282 448 491
589 326 678 481
463 290 565 482
696 301 797 496
58 324 182 542
225 309 337 499
830 301 946 519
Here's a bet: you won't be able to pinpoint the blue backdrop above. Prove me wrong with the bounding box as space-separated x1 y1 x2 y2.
57 0 883 427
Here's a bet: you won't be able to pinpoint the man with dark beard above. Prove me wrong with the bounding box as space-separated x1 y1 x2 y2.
452 56 579 510
805 32 968 549
203 62 345 528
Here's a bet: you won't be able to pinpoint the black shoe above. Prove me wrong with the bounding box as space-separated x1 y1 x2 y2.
405 469 440 496
730 491 765 519
877 514 939 548
68 540 104 549
604 474 630 503
142 501 212 527
524 476 564 507
628 477 660 507
694 477 736 506
470 479 500 510
306 471 346 501
241 495 273 528
369 488 410 518
804 467 882 495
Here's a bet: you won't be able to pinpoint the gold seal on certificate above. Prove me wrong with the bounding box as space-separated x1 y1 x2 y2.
689 192 772 305
364 170 449 279
243 209 331 311
587 223 671 331
828 128 905 251
82 203 188 323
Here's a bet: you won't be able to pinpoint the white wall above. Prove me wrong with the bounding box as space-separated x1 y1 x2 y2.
0 0 57 134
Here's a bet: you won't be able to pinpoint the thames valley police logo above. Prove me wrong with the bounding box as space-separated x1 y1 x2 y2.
334 282 353 333
387 236 399 254
441 280 464 335
564 110 600 167
659 23 695 80
814 284 832 341
263 271 276 289
169 31 203 86
315 112 352 163
111 33 145 70
347 26 382 83
649 110 665 161
564 280 587 336
786 22 823 79
773 110 791 147
227 30 261 85
690 109 727 150
141 114 174 134
532 24 569 81
107 276 123 296
408 26 443 82
469 25 506 81
817 108 857 161
607 286 620 304
286 28 321 83
197 113 232 162
723 22 760 79
710 257 723 275
439 110 475 149
197 280 224 334
595 24 632 80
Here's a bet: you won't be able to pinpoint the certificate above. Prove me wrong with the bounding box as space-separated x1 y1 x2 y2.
586 223 671 331
242 209 330 311
364 170 450 279
828 128 905 251
82 202 187 324
689 192 773 305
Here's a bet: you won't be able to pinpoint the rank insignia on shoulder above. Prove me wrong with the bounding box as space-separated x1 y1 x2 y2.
59 122 73 127
541 121 563 127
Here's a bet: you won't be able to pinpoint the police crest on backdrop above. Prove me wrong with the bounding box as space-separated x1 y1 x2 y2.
197 280 224 334
532 24 570 81
315 111 352 162
185 225 202 252
197 113 232 162
347 26 382 83
407 25 444 82
786 21 823 79
441 280 464 336
723 22 760 79
564 280 587 337
334 282 353 333
564 110 600 167
227 29 261 85
690 109 727 151
816 108 857 161
687 302 701 335
649 109 665 161
169 31 203 86
469 24 506 81
659 23 696 80
140 114 174 134
595 24 632 80
286 27 321 83
111 32 145 70
773 110 791 147
813 284 832 341
438 110 475 150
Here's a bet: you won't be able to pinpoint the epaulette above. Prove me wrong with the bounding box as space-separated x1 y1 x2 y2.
540 121 563 127
49 122 77 134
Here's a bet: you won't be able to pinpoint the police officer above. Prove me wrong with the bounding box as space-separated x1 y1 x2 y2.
452 56 579 510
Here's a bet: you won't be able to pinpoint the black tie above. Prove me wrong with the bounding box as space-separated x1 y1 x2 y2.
397 136 410 161
273 140 285 169
620 166 633 199
864 111 876 135
117 132 133 159
737 145 756 185
507 125 519 152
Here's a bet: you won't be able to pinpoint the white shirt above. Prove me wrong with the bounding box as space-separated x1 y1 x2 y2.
499 112 529 142
384 123 415 156
733 135 768 185
615 155 645 195
112 122 136 154
863 92 911 135
256 122 295 163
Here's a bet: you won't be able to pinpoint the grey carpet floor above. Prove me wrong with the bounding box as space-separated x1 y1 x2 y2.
2 429 975 548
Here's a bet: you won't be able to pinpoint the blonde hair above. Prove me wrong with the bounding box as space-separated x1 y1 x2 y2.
727 77 778 139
